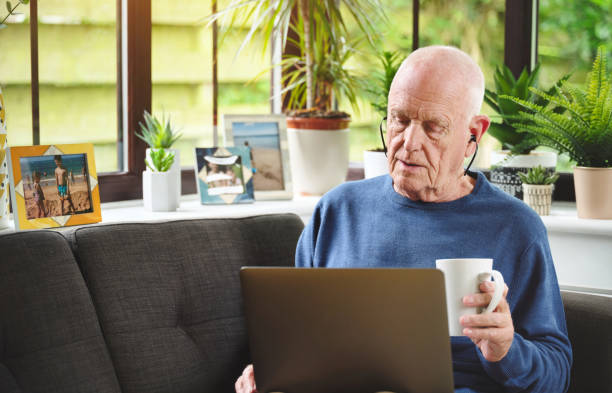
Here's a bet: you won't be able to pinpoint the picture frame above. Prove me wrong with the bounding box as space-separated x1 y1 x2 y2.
8 143 102 230
194 146 255 205
222 114 292 200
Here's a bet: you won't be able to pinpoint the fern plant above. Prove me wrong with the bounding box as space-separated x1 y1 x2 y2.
502 46 612 168
484 63 569 155
518 165 559 185
136 110 182 149
145 148 175 172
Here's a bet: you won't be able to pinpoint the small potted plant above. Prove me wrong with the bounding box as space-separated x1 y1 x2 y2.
136 110 182 203
506 46 612 219
484 64 568 199
142 148 178 212
518 165 559 216
362 50 402 178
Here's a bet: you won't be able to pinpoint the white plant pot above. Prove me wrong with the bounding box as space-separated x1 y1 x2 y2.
363 150 388 179
490 150 557 199
143 170 179 212
287 127 350 195
146 148 181 204
522 184 554 216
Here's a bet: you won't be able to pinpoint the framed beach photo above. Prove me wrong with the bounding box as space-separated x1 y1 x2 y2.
222 114 292 200
194 146 255 205
8 143 101 230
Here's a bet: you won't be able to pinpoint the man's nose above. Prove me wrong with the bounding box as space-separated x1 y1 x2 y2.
402 122 424 152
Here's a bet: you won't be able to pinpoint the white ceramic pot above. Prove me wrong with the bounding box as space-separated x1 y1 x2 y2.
573 167 612 219
363 150 388 179
142 170 179 212
0 87 9 229
490 151 557 199
522 184 554 216
286 117 350 195
146 148 181 203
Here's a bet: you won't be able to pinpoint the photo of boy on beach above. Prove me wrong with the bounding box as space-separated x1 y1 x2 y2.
20 153 93 219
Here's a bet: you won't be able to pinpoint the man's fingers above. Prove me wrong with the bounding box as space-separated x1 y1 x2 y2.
480 281 509 297
460 312 509 328
463 325 513 342
462 292 492 307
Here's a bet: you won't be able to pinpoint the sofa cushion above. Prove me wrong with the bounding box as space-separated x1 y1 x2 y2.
562 291 612 393
0 231 121 393
69 214 304 393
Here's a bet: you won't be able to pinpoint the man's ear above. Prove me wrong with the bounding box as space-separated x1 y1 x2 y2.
465 115 490 157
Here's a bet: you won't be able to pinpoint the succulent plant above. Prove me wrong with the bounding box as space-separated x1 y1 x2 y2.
518 165 559 185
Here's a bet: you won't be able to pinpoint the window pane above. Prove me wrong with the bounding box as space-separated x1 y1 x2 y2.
0 9 33 147
152 0 270 168
345 0 505 166
421 0 505 170
539 0 612 172
37 0 118 173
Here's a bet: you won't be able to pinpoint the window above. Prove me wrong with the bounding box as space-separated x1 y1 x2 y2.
37 0 119 173
151 1 271 168
12 0 576 202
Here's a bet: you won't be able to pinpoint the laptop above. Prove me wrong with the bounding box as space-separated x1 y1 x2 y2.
240 267 454 393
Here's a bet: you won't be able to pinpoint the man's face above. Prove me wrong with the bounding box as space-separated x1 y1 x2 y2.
386 67 473 200
55 159 61 167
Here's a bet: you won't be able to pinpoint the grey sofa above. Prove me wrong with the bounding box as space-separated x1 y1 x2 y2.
0 214 610 393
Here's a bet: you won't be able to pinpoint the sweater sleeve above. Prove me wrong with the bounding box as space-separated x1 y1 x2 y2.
295 202 324 268
478 239 572 392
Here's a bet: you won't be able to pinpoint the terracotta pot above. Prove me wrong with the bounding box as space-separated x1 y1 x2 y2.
286 117 350 195
574 167 612 219
490 150 557 199
522 184 554 216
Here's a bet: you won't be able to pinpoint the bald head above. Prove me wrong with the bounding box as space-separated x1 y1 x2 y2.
392 46 485 118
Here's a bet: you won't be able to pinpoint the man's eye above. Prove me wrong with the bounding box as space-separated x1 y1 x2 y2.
425 122 445 134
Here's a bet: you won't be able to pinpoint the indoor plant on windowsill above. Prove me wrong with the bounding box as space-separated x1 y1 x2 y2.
136 110 182 204
0 0 29 229
484 63 568 199
505 46 612 219
209 0 385 195
142 148 178 212
362 50 402 179
518 165 559 216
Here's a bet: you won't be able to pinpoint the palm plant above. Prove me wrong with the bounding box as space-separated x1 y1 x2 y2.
208 0 385 115
364 50 403 117
503 46 612 168
484 63 569 155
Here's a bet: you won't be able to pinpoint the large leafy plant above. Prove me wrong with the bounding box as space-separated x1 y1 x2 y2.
484 64 569 155
136 110 182 149
208 0 385 116
504 46 612 168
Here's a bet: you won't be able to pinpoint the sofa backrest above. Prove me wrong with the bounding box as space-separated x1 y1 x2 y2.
561 291 612 393
0 231 121 393
67 214 304 393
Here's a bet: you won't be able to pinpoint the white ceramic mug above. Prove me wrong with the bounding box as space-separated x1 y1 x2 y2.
435 258 504 336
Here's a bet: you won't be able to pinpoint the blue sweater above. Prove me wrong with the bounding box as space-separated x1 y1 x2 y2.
295 172 572 393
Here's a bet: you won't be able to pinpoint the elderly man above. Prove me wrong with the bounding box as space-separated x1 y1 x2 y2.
236 46 572 393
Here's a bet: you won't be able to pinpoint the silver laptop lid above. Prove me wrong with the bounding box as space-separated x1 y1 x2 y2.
240 267 454 393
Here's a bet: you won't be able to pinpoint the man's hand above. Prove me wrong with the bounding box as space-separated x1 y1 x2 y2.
235 364 258 393
460 281 514 362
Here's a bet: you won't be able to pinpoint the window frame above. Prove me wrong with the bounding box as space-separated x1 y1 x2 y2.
25 0 575 202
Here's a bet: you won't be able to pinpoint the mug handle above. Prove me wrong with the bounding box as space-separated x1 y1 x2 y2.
479 270 505 314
